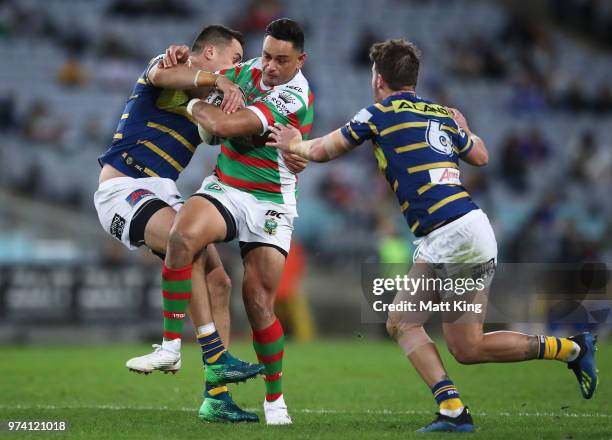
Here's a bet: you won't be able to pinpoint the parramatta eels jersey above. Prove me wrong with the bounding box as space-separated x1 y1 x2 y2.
98 55 200 181
340 92 479 236
215 57 314 205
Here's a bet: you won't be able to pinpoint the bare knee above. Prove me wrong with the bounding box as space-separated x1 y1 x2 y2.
386 316 400 339
447 341 481 365
167 227 200 264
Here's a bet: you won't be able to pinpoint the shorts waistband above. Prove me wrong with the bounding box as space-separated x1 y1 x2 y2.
423 209 483 241
98 176 136 191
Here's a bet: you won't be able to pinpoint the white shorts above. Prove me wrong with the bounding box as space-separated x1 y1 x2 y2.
413 209 497 264
94 176 182 250
195 175 296 256
413 209 498 295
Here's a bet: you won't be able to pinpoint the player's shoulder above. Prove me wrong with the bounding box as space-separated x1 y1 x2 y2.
274 71 310 102
240 57 263 71
140 53 165 85
258 71 310 115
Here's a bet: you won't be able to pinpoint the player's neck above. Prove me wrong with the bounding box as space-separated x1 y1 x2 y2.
378 87 415 101
389 88 415 98
262 68 300 88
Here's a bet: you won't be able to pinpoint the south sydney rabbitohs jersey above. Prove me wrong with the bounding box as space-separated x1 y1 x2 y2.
215 57 314 205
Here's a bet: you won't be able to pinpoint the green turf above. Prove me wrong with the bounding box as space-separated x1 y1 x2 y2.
0 338 609 439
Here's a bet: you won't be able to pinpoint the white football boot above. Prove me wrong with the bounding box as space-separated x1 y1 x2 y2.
126 344 181 375
264 395 292 425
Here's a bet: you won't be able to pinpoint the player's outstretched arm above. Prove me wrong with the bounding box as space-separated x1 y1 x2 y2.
447 107 488 167
266 123 356 162
148 45 243 113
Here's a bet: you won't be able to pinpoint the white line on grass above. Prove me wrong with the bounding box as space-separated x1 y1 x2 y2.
1 405 610 419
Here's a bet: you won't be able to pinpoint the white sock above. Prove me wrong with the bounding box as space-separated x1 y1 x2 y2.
439 406 464 418
197 322 216 336
161 338 181 354
565 341 581 363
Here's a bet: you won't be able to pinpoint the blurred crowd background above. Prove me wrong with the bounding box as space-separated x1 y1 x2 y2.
0 0 610 342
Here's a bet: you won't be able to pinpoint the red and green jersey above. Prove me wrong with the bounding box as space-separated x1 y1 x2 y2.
216 57 314 205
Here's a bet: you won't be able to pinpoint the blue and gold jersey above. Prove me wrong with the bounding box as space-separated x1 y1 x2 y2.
340 92 478 236
98 55 200 181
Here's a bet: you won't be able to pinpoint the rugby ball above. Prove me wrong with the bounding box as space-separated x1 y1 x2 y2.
197 89 223 145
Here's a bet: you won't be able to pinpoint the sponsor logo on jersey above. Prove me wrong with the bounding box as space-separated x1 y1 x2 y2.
125 189 154 207
263 94 290 116
263 218 278 235
286 85 303 93
278 91 295 105
429 167 462 185
391 100 449 116
110 214 126 240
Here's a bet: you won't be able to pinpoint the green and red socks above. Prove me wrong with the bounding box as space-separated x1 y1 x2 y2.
253 319 285 402
161 263 191 349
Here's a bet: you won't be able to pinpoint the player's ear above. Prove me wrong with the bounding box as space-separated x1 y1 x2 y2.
375 73 384 91
203 44 215 61
297 52 307 69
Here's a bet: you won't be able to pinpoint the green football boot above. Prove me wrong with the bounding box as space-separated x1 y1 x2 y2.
205 351 265 386
199 394 259 423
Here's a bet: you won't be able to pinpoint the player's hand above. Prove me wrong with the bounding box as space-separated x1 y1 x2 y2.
266 123 303 152
215 76 245 113
160 45 190 68
446 107 471 134
282 152 309 174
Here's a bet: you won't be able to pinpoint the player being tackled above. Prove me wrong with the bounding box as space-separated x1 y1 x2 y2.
95 25 276 423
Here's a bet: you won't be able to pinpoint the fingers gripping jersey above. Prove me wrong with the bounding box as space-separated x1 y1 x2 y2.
340 92 478 236
215 58 314 205
97 55 200 180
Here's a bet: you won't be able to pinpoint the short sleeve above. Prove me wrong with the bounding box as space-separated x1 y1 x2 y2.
455 122 474 157
246 89 305 135
142 54 164 84
340 106 378 146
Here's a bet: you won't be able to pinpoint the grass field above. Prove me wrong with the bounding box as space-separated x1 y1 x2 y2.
0 338 610 439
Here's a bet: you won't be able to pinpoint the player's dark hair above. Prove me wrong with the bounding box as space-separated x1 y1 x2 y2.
265 18 304 52
191 25 244 53
369 39 421 90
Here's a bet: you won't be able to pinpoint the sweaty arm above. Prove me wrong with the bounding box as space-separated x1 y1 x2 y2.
266 104 377 161
147 45 243 112
266 125 356 162
148 62 219 90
